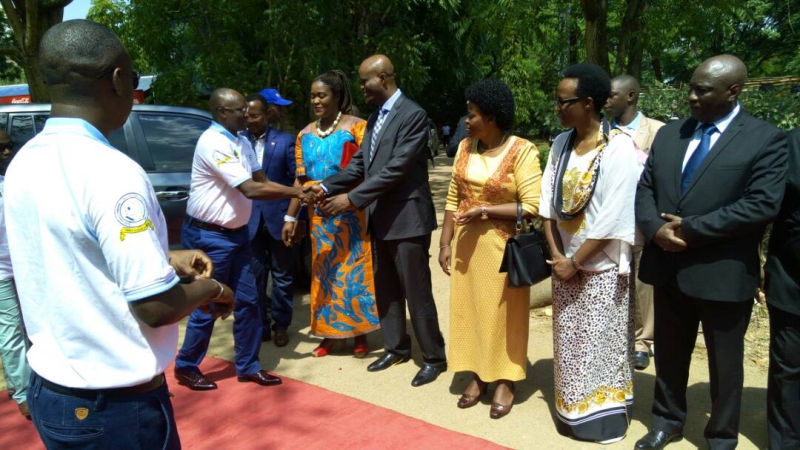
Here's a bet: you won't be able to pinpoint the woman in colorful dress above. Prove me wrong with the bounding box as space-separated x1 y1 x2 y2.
539 63 641 443
283 70 379 357
438 79 541 419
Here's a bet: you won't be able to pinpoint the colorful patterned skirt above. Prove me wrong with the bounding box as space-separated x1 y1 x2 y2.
552 267 634 442
308 206 380 339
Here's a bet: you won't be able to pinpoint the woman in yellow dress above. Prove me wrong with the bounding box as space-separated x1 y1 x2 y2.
284 70 379 358
438 79 541 419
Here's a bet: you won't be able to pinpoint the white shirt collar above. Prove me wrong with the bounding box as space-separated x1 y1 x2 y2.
696 102 741 134
380 89 403 113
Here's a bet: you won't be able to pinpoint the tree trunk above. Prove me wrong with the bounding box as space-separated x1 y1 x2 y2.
651 53 664 83
0 0 70 103
626 33 645 80
580 0 610 73
614 0 646 76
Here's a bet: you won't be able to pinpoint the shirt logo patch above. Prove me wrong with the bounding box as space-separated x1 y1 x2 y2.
212 150 239 167
115 193 154 241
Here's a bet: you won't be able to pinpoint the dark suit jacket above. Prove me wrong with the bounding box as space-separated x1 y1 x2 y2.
764 128 800 315
245 127 297 241
323 94 437 240
636 110 788 302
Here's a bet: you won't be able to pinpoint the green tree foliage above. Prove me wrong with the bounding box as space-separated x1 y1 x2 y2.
79 0 800 135
0 0 73 102
0 9 23 83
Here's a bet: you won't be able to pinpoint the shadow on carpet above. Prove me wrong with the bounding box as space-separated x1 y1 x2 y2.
0 357 506 450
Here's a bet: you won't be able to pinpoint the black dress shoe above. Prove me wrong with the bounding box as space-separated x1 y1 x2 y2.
634 351 651 370
634 430 682 450
274 329 289 347
411 363 447 387
174 369 218 391
367 353 410 372
237 370 282 386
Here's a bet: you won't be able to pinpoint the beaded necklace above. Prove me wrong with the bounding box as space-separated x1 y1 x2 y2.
317 111 342 137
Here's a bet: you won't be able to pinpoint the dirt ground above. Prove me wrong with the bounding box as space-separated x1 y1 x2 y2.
1 151 774 450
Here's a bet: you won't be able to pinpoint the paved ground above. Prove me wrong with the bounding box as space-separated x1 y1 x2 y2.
1 153 771 449
197 154 770 450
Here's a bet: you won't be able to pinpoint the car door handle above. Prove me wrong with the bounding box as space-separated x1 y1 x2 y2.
155 190 189 201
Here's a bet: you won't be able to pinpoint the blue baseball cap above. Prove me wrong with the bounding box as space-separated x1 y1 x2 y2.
259 88 292 106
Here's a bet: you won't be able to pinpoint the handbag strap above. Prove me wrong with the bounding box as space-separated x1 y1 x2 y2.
515 202 523 235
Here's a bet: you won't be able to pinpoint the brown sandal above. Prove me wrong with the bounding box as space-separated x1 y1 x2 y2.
457 376 488 409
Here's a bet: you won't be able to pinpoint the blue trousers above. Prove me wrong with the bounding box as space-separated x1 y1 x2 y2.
0 278 29 404
251 222 296 331
175 223 261 376
28 372 180 450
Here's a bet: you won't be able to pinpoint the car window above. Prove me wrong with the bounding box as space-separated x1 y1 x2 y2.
10 115 35 150
139 114 208 172
34 114 48 133
108 127 127 152
0 113 7 132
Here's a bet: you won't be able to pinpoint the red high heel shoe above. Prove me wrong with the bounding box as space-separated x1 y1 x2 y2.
353 335 369 358
311 338 337 357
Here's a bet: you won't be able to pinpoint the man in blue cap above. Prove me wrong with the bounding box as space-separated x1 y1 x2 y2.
244 88 302 347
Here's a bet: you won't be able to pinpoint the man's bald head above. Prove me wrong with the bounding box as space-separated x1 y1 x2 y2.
695 54 748 88
0 130 10 143
604 75 641 122
689 54 747 123
210 88 247 134
611 75 640 98
358 54 398 106
40 20 130 102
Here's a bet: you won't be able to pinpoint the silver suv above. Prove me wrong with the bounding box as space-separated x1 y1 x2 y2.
0 104 212 248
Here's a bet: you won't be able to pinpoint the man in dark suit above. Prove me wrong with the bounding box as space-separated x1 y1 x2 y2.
244 90 300 347
312 54 447 387
634 54 788 450
763 128 800 450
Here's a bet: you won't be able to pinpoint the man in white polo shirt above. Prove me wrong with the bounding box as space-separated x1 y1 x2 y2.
173 88 312 391
4 20 235 449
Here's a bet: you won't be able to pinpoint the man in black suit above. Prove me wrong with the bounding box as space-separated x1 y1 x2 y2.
312 54 447 387
764 128 800 450
634 54 788 450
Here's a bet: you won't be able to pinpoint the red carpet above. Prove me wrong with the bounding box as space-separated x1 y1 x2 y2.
0 357 505 449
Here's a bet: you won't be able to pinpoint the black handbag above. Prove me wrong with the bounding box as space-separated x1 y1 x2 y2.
499 203 552 288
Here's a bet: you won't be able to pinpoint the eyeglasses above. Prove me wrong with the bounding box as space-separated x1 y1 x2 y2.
555 96 584 107
95 67 140 90
219 106 248 115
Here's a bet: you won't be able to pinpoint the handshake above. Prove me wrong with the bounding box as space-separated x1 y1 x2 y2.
296 184 354 217
297 184 325 205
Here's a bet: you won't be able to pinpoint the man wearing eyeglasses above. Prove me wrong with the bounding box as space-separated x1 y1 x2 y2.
174 87 314 392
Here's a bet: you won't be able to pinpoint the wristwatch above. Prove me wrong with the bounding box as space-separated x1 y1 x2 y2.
570 255 584 270
480 205 489 220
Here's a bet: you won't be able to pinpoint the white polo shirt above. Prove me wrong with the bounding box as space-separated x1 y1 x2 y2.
186 122 260 229
4 118 180 389
0 176 12 281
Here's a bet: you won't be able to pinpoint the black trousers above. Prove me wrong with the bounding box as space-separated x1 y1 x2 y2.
372 234 446 364
767 304 800 450
651 282 752 450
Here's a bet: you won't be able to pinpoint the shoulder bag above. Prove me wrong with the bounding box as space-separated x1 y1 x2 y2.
499 203 551 288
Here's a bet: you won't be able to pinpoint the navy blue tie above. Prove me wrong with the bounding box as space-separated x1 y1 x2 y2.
681 123 717 194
